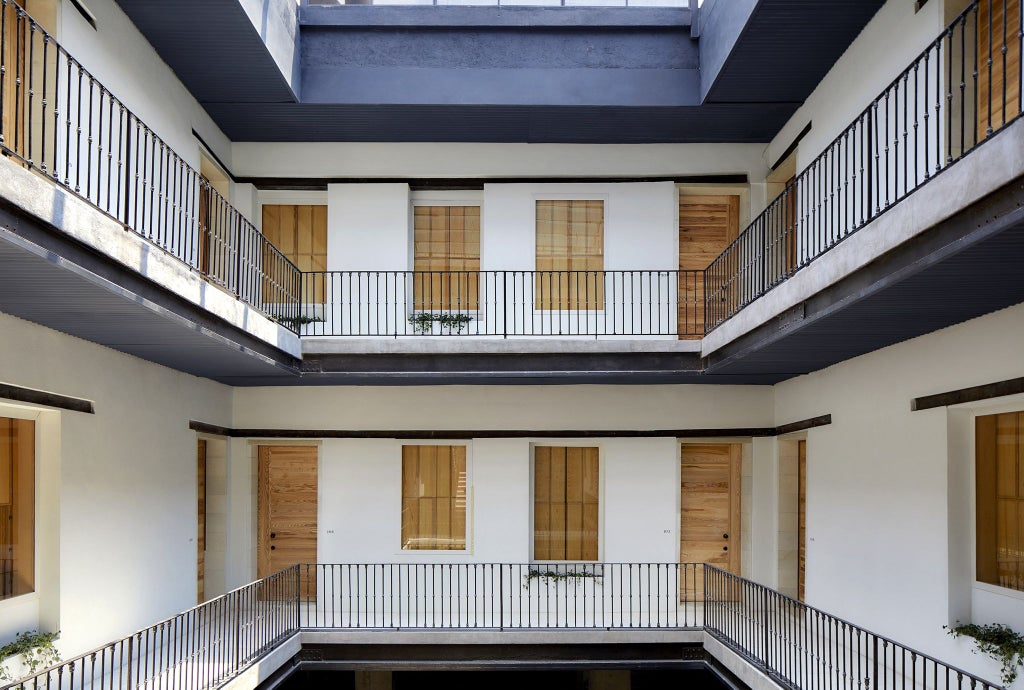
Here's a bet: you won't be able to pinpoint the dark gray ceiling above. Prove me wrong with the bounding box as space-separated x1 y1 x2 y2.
110 0 882 143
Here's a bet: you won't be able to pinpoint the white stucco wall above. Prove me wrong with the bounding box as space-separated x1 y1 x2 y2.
773 300 1024 684
0 312 233 658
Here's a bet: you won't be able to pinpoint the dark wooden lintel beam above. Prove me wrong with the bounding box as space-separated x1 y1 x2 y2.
912 377 1024 412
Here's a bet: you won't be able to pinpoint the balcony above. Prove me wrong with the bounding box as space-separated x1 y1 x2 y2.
0 564 998 690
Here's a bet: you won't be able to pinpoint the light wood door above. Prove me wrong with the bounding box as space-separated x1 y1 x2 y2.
197 440 206 604
977 0 1021 140
262 205 328 304
797 439 806 601
257 446 317 597
680 444 741 596
678 195 739 338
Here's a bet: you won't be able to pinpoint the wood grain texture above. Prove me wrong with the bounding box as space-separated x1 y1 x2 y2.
413 206 481 310
197 440 206 604
678 195 739 339
797 439 806 602
978 0 1022 140
401 445 467 551
535 201 604 310
257 445 318 598
262 204 328 303
534 446 599 561
0 417 33 601
1 1 26 160
680 443 741 597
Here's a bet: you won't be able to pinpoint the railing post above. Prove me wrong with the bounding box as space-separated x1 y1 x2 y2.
503 271 509 339
295 564 302 629
233 589 241 671
125 633 134 690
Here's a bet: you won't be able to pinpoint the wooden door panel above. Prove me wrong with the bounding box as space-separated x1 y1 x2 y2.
678 195 739 338
258 446 318 598
680 443 741 599
197 440 206 604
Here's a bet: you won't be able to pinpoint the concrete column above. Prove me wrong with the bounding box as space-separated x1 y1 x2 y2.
748 436 780 588
225 437 256 589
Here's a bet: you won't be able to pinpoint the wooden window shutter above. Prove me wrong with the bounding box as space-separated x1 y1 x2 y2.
413 206 480 311
262 204 328 304
535 201 604 310
401 445 467 551
976 411 1024 591
0 416 34 601
534 446 599 561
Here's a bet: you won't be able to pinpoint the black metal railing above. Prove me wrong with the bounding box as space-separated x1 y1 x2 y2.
298 562 703 629
298 270 704 338
706 0 1023 330
1 563 1000 690
2 567 298 690
0 1 302 331
704 566 998 690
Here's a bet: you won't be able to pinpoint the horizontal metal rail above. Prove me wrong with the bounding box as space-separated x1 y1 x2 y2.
705 0 1023 331
704 565 998 690
298 562 704 629
1 563 999 690
0 1 302 332
298 270 704 338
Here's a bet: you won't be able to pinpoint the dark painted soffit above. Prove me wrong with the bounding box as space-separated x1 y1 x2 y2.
112 0 296 104
703 0 887 104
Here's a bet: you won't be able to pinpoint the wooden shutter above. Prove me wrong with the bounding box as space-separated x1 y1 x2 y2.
401 445 467 551
197 440 207 604
413 206 480 311
0 416 33 601
978 0 1022 140
533 447 599 561
976 411 1024 590
262 204 328 304
1 1 26 160
678 195 739 338
536 201 604 310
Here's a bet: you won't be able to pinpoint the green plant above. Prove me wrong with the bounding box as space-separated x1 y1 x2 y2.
947 622 1024 686
407 312 474 334
276 314 324 328
0 630 61 683
523 568 603 590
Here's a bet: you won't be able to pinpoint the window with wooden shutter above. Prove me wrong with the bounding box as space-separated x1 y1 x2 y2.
0 416 33 601
535 200 604 310
534 446 599 561
262 204 328 304
977 0 1021 140
401 445 467 551
976 410 1024 591
413 206 480 311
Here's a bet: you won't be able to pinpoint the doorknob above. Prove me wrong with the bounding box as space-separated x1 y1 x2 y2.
270 545 276 551
270 532 276 539
723 533 729 539
723 546 728 551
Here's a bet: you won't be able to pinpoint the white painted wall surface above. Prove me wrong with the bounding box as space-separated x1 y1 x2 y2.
773 301 1024 684
0 312 232 659
766 0 944 171
58 0 233 168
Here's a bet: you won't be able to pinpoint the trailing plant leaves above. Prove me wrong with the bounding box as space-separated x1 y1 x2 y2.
0 631 61 683
407 312 474 334
947 622 1024 686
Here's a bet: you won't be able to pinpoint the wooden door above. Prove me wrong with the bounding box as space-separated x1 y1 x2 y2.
978 0 1021 139
1 0 25 159
678 195 739 338
680 444 741 598
257 446 317 597
262 205 328 304
797 439 806 601
197 440 207 604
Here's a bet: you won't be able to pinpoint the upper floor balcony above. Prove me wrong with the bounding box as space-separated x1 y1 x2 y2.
0 0 1023 384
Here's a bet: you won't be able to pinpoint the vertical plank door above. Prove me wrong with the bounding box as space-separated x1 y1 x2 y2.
257 445 318 598
797 439 806 601
977 0 1022 140
680 443 741 599
678 195 739 338
197 440 207 604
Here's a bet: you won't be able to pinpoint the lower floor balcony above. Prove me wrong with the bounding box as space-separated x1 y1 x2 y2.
293 270 705 339
1 564 996 690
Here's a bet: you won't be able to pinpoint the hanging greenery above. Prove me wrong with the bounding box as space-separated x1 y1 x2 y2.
0 630 61 683
947 622 1024 686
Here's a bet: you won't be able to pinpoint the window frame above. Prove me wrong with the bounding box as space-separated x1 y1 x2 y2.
530 443 603 564
410 202 483 314
532 196 607 313
396 440 473 556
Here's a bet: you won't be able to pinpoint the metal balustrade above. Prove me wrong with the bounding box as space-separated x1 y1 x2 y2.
706 0 1023 330
298 270 705 338
0 1 303 332
1 564 998 690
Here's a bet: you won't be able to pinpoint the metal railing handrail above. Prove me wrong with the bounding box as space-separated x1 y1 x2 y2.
0 1 303 332
1 562 1000 690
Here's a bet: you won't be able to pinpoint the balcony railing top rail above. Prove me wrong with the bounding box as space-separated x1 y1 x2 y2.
1 563 998 690
0 0 303 332
301 0 695 8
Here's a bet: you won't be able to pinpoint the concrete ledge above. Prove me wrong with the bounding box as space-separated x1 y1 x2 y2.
301 338 703 355
702 116 1024 357
220 633 302 690
703 633 779 690
0 157 302 359
302 629 704 645
300 5 693 28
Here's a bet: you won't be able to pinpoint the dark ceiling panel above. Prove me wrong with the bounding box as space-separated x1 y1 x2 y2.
704 0 887 103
